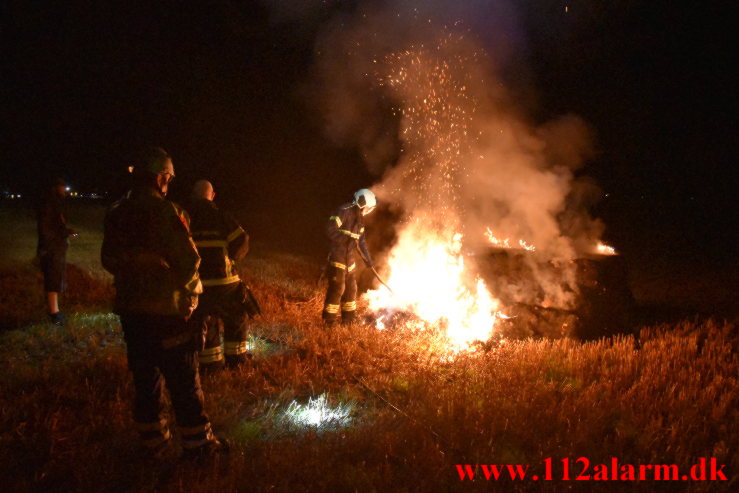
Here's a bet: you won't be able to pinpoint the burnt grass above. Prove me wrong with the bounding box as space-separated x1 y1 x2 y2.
0 206 737 492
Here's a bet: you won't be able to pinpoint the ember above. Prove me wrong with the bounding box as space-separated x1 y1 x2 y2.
350 22 605 347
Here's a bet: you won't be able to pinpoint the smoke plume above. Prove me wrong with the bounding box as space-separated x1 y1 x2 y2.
275 1 604 309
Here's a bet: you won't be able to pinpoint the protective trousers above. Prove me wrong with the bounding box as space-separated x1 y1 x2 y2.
195 282 250 367
120 314 215 451
322 264 357 325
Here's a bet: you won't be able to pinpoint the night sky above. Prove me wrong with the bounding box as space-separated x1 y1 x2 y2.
2 1 735 262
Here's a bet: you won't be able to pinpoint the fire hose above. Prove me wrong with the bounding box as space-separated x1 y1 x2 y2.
316 242 395 295
370 266 394 294
355 243 395 294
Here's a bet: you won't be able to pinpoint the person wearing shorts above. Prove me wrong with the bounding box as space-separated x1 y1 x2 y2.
37 177 76 326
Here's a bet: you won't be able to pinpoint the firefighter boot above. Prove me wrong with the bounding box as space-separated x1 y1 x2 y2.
136 418 172 459
225 353 251 368
183 435 231 461
224 339 250 368
198 317 224 373
198 344 225 374
341 301 357 325
323 304 340 327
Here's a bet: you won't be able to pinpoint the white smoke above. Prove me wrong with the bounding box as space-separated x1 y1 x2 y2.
272 1 604 309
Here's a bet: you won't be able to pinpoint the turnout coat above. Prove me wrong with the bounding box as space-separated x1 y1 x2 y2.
327 203 372 272
101 188 202 318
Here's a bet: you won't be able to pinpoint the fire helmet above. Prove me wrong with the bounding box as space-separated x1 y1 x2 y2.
353 188 376 214
129 147 175 177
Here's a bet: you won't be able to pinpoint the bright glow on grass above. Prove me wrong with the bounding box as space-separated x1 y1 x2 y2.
280 394 353 430
244 334 284 358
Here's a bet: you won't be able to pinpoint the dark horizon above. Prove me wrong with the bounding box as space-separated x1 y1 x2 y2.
3 1 736 262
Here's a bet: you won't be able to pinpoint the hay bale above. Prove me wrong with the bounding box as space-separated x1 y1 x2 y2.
479 249 634 339
573 254 635 339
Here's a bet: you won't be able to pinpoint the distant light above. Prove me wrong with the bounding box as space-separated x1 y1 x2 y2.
65 186 71 192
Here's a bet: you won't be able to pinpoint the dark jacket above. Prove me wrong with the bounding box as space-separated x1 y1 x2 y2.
37 194 72 255
327 203 372 270
101 188 202 317
186 198 249 287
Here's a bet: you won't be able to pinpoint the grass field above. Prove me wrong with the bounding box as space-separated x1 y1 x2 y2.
0 203 736 492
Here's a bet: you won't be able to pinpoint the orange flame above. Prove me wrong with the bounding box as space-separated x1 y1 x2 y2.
595 242 617 255
485 227 536 251
367 221 501 350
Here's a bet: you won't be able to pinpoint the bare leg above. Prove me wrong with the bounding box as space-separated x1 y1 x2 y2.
47 291 59 314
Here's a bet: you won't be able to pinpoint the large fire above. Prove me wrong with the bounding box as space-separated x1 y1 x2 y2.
366 220 502 351
361 40 505 351
354 25 603 349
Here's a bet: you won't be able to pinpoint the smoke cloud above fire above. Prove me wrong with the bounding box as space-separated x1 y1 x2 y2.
267 1 604 310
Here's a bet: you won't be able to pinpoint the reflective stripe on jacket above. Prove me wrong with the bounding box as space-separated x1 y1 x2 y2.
186 198 249 287
327 203 371 268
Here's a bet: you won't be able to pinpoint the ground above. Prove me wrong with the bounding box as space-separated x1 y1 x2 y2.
0 203 736 492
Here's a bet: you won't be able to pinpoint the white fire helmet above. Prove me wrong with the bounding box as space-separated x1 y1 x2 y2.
353 188 377 215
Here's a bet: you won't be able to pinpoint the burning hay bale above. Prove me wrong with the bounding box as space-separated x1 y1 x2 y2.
363 242 634 347
481 248 634 339
312 7 627 349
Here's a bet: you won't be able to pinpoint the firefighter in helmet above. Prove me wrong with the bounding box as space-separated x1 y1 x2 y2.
186 179 256 369
101 148 227 458
323 188 376 325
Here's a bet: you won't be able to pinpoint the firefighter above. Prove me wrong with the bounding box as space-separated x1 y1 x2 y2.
186 179 255 369
37 177 77 326
101 148 227 458
323 188 376 325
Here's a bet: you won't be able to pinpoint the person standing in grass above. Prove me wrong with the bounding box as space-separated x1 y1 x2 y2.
101 147 228 459
37 176 77 326
322 188 376 326
186 179 257 370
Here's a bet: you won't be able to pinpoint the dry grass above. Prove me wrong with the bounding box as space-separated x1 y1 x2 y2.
0 206 736 492
0 205 113 330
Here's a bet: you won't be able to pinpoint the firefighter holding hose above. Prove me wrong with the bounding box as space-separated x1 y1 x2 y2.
322 188 376 326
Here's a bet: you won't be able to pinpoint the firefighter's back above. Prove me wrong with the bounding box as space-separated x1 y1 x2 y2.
187 198 245 286
103 191 196 316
